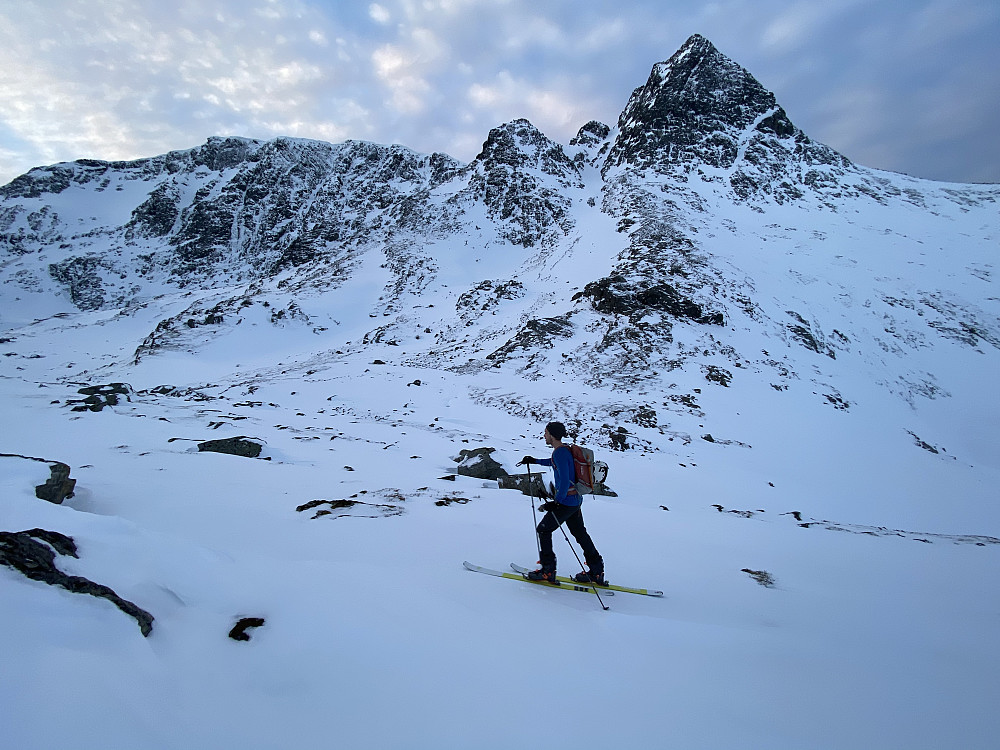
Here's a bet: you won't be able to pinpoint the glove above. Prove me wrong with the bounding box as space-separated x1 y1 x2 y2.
519 455 534 466
538 501 558 512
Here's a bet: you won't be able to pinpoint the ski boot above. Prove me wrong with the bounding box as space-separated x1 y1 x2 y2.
526 567 559 584
573 568 607 586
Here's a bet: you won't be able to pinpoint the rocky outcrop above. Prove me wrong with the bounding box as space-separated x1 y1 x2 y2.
229 616 266 641
570 120 611 150
487 315 575 366
35 461 76 503
197 437 264 458
575 274 724 325
454 448 508 480
0 529 154 636
497 473 548 497
0 453 77 504
67 383 133 412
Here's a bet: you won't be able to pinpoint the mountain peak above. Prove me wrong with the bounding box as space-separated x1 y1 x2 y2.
603 34 851 202
605 34 797 172
467 118 583 247
473 119 578 177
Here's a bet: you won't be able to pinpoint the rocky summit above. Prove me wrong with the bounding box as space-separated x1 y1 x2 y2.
605 33 850 201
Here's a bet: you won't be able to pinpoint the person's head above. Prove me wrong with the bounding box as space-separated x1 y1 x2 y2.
544 421 567 446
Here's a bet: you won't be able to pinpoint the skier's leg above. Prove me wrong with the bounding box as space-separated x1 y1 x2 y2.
535 512 558 571
566 508 603 573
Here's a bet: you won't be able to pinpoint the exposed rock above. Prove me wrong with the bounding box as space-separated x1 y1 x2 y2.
907 430 941 454
703 365 733 387
487 315 574 364
229 616 265 642
456 279 525 321
454 447 508 480
0 453 77 504
127 182 181 238
608 428 631 452
67 382 133 412
786 311 836 358
498 470 617 498
570 120 611 149
497 472 548 497
197 437 264 458
8 136 464 307
575 274 723 324
295 494 405 520
435 494 471 507
35 460 76 503
48 255 108 311
0 529 154 636
741 568 776 588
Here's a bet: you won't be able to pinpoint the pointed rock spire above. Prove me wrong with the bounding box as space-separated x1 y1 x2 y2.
605 34 799 172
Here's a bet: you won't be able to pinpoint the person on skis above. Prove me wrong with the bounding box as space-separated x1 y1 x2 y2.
518 421 606 585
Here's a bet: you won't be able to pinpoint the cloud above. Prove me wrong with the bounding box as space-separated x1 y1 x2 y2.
371 26 450 114
467 71 592 135
0 0 381 172
0 0 997 184
368 3 391 25
759 2 866 53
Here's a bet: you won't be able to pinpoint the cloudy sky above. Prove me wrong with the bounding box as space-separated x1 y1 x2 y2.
1 0 998 186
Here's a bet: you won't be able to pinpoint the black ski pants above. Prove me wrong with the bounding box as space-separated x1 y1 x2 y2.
536 503 602 573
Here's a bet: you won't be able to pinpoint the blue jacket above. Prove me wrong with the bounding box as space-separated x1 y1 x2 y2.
536 445 580 507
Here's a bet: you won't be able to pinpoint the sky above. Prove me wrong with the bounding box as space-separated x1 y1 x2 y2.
1 0 998 186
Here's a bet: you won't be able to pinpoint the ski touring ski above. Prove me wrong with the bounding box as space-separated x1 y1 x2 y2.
463 561 614 596
510 563 664 597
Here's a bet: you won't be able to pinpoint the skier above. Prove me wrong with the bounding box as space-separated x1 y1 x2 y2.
518 421 606 585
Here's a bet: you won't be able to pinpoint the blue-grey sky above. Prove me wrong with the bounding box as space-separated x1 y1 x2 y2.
1 0 998 185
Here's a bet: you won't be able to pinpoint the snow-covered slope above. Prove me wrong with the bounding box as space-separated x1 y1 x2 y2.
1 34 998 749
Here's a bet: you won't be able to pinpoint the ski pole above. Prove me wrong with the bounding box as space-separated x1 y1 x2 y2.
526 464 541 561
554 515 610 611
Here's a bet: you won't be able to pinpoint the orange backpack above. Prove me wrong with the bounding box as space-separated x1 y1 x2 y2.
569 444 608 494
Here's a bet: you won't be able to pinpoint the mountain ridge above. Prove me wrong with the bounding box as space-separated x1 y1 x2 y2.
1 34 998 454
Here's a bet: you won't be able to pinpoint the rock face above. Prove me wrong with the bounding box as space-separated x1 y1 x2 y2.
1 137 464 309
0 529 154 636
0 32 974 320
464 118 583 247
1 31 986 321
608 34 794 170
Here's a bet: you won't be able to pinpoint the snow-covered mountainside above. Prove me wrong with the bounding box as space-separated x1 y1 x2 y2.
1 34 998 749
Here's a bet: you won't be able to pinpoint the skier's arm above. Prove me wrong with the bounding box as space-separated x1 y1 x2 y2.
520 454 553 467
